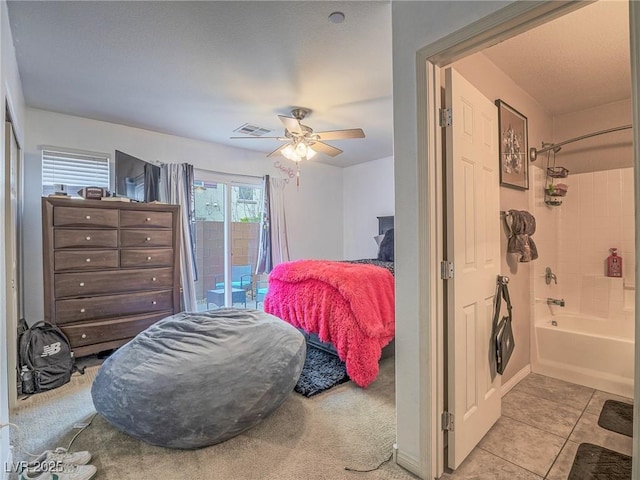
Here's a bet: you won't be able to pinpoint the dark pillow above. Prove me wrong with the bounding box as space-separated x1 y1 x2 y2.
377 228 394 262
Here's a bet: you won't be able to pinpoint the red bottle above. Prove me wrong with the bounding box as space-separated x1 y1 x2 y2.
606 248 623 277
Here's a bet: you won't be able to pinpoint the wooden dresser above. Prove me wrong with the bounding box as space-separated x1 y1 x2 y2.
42 197 181 357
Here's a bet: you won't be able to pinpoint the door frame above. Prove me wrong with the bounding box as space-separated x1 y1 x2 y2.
5 97 23 412
5 119 19 411
410 1 640 478
193 169 263 307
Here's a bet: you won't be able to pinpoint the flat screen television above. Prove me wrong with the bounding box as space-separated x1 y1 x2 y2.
115 150 160 202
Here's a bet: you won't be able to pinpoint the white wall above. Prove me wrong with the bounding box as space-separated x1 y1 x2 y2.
391 2 510 476
342 156 394 260
23 108 344 324
553 99 633 174
556 168 635 320
1 0 26 473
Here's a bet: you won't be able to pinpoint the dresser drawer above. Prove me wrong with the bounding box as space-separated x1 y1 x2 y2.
54 250 119 271
54 229 118 249
56 289 174 324
60 311 171 348
120 210 173 228
120 229 173 247
54 207 119 228
55 268 174 297
120 249 174 268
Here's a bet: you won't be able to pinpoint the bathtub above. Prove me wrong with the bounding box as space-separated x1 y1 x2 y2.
533 314 635 398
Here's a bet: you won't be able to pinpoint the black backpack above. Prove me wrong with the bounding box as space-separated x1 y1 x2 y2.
18 321 79 394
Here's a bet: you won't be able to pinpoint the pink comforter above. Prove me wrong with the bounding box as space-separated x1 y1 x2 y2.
264 259 395 387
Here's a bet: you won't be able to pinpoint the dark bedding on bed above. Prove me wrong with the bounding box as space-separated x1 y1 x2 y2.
344 258 395 276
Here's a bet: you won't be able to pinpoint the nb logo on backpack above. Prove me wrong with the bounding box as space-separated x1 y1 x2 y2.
41 342 62 357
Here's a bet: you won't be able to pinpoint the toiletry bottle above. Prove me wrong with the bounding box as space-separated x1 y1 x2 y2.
606 248 622 277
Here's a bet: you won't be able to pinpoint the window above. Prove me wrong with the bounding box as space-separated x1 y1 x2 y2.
237 186 256 204
42 149 110 197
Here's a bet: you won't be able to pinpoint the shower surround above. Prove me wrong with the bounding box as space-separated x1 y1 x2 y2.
531 166 635 397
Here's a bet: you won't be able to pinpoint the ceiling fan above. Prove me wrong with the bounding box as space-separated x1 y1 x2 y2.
231 107 365 162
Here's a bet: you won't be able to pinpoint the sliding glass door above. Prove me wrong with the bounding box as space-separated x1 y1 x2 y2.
193 171 263 311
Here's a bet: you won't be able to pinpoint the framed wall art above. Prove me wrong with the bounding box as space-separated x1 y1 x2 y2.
496 99 528 190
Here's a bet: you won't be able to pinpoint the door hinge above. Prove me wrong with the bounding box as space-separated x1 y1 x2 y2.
442 411 455 432
440 261 454 279
439 108 452 127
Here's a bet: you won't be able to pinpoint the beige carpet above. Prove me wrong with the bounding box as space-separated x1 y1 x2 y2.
9 357 417 480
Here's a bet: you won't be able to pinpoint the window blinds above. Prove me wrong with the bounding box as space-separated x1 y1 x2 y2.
42 149 110 196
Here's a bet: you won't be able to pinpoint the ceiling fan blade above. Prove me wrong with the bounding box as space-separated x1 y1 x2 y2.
278 115 302 135
315 128 365 141
311 141 343 157
266 144 289 158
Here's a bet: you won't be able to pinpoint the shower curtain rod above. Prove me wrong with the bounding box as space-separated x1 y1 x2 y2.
529 124 632 162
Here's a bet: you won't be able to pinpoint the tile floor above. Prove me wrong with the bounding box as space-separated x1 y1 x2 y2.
441 373 634 479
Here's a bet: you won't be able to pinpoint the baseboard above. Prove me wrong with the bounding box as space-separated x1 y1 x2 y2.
501 364 531 397
395 448 424 478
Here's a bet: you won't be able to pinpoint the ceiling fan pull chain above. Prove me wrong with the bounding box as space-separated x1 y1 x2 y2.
296 162 301 189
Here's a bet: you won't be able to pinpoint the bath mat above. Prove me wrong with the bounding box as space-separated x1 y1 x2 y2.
568 443 631 480
294 345 349 397
598 399 633 437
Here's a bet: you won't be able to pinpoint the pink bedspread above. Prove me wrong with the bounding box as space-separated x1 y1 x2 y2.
264 259 395 387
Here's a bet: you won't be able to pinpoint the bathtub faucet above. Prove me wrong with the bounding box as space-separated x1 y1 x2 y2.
547 297 565 307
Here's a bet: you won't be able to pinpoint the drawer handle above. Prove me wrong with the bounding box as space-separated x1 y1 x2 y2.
146 217 151 222
80 308 85 313
85 258 91 263
152 301 157 305
81 334 87 339
85 215 91 220
146 237 151 242
147 256 152 261
86 236 91 241
152 277 157 282
79 282 85 287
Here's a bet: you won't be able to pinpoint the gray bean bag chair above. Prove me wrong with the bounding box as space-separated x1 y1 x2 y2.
91 308 306 449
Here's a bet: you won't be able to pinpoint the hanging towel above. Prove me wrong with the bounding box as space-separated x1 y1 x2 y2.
507 210 538 262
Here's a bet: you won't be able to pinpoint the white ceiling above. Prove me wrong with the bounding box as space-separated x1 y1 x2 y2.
483 0 630 117
6 1 630 168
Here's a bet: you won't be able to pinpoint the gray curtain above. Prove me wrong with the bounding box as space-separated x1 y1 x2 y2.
256 175 289 274
256 175 272 274
159 163 198 311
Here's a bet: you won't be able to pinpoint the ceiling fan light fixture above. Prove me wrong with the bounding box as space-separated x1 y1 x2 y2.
295 141 308 157
281 141 316 162
306 147 317 160
281 144 296 161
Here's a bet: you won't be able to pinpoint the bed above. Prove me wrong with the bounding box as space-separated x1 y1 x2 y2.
264 217 394 388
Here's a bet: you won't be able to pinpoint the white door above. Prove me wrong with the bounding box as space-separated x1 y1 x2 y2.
445 67 501 469
5 121 19 408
